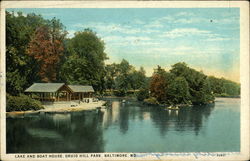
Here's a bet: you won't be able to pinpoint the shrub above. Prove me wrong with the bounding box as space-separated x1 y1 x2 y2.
114 89 126 97
137 88 149 101
6 94 44 112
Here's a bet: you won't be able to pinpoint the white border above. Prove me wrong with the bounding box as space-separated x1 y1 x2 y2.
0 1 249 161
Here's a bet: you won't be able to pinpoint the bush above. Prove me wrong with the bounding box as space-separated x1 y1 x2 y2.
114 89 126 97
137 88 149 101
144 97 159 105
6 94 44 112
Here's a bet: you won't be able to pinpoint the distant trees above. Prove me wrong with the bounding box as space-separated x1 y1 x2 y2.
208 76 240 96
147 62 240 105
104 59 148 96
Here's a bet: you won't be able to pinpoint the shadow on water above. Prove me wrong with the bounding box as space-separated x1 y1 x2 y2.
140 103 215 136
7 111 105 153
102 99 215 136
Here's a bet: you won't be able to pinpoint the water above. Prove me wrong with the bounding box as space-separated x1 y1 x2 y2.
6 97 240 153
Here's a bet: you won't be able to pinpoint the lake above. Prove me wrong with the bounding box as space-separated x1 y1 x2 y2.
6 97 240 153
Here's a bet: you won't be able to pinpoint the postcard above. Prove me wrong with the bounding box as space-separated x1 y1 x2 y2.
0 1 249 161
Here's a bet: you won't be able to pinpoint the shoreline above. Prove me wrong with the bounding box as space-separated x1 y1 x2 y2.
6 101 106 118
6 97 240 117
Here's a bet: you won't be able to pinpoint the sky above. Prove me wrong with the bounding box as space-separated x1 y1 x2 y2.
7 8 240 82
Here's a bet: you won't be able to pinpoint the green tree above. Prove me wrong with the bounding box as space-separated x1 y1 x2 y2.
115 59 133 92
167 76 190 104
6 11 46 95
129 67 147 90
105 63 119 91
170 62 214 105
61 29 107 92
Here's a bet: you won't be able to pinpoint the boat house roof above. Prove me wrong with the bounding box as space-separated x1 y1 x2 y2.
25 83 66 93
68 85 94 93
25 83 94 93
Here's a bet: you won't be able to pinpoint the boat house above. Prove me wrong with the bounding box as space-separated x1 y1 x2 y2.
25 83 94 102
68 85 94 102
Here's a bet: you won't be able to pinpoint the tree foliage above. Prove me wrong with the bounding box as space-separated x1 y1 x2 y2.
6 11 47 95
27 24 65 82
61 29 107 93
208 76 240 96
149 63 215 105
105 59 148 94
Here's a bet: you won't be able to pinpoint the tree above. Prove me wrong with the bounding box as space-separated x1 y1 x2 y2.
128 67 147 90
170 62 214 104
208 76 240 96
115 59 133 92
167 77 190 104
27 25 64 82
149 66 167 102
6 11 47 95
105 63 119 91
61 29 107 92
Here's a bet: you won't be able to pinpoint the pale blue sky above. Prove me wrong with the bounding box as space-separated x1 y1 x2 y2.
7 8 240 82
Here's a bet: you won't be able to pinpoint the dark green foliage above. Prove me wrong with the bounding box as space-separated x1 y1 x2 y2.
208 76 240 96
113 89 126 97
149 63 216 105
61 29 107 93
170 62 214 105
6 11 66 94
104 59 148 95
6 94 44 112
137 88 150 101
167 77 190 104
149 62 239 105
6 11 46 95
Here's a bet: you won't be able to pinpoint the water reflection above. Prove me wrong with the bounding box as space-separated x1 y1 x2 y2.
7 99 217 153
150 104 215 136
102 100 215 137
7 111 104 153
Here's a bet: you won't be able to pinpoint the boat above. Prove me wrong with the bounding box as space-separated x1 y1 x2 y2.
122 100 126 103
166 105 179 110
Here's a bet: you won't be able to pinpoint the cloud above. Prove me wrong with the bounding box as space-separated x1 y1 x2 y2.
144 20 164 28
162 28 211 38
74 22 141 34
176 12 195 17
103 35 160 47
205 37 232 41
104 35 151 42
